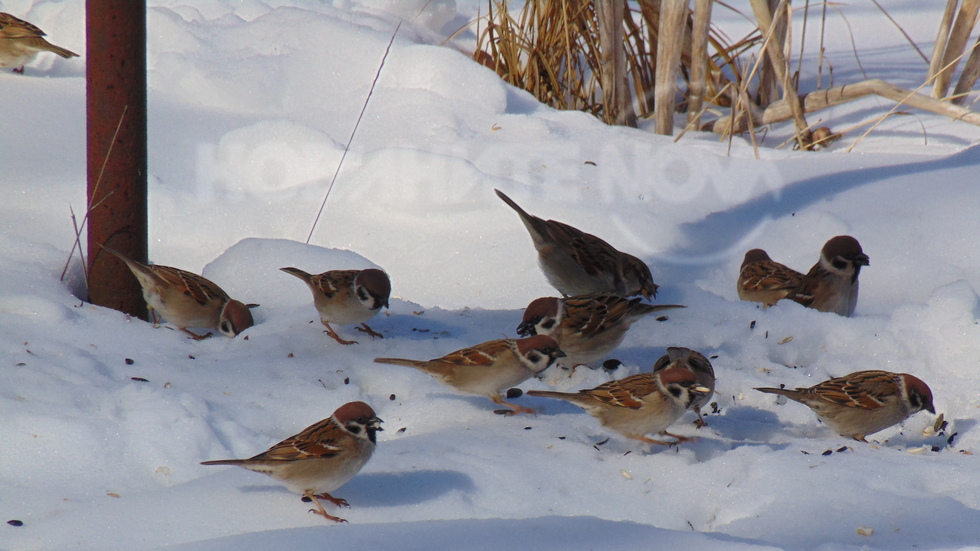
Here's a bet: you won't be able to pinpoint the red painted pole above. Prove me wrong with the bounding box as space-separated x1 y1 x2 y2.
86 0 148 319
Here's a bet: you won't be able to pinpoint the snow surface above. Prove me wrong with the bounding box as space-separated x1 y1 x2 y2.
2 1 980 550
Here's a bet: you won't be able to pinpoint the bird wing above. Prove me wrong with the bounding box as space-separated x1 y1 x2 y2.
585 374 658 409
252 419 345 461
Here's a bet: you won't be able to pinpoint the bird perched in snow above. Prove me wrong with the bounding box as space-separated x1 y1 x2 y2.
201 401 382 523
737 248 804 308
754 370 934 442
374 335 565 414
494 188 658 299
280 267 390 345
0 12 78 73
785 235 869 317
652 347 715 428
517 294 685 367
101 245 254 340
527 364 712 446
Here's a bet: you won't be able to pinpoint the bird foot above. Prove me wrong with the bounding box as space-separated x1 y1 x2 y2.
314 492 350 508
662 431 697 444
355 323 384 339
323 324 358 345
304 492 349 523
182 328 213 340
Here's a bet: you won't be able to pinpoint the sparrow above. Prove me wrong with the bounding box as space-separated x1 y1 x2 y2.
754 370 935 442
494 188 658 299
652 347 715 427
201 401 382 523
785 236 869 317
517 294 685 367
737 248 804 308
374 335 565 414
0 12 78 73
280 267 391 345
527 365 712 446
101 245 254 340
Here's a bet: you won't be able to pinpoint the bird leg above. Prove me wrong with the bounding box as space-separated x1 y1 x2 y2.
355 323 384 339
314 492 350 509
694 412 708 429
661 431 697 443
303 490 348 523
635 435 676 446
322 322 358 345
180 328 213 340
491 394 534 415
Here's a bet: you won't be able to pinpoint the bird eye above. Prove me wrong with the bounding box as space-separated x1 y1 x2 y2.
219 320 237 336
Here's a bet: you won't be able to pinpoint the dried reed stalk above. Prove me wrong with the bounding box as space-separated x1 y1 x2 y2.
933 0 980 99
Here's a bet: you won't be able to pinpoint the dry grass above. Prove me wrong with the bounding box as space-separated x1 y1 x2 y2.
473 0 757 120
472 1 980 149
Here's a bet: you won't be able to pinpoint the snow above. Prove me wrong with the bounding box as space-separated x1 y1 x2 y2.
2 1 980 550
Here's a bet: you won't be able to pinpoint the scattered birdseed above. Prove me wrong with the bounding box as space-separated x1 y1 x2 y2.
8 520 23 527
125 358 135 365
506 388 523 399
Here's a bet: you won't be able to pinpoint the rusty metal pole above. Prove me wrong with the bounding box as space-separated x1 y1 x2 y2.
86 0 148 319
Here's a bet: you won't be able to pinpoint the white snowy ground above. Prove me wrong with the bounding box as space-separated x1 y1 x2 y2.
2 1 980 550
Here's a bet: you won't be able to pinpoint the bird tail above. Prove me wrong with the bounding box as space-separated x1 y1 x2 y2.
280 267 313 282
99 244 149 276
634 303 686 315
43 41 79 58
200 459 246 466
526 390 577 401
753 387 791 396
494 188 530 217
374 357 424 369
375 357 455 379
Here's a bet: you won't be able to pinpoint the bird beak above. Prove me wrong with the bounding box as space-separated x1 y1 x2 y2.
516 322 534 337
554 349 567 359
857 254 870 266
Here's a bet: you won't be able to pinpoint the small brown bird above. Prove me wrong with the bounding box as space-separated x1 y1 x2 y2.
0 13 78 73
755 370 934 442
652 347 715 427
786 236 869 317
201 401 382 523
517 294 684 367
737 249 804 308
374 335 565 414
101 245 254 340
281 267 391 345
527 364 712 446
495 188 658 299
